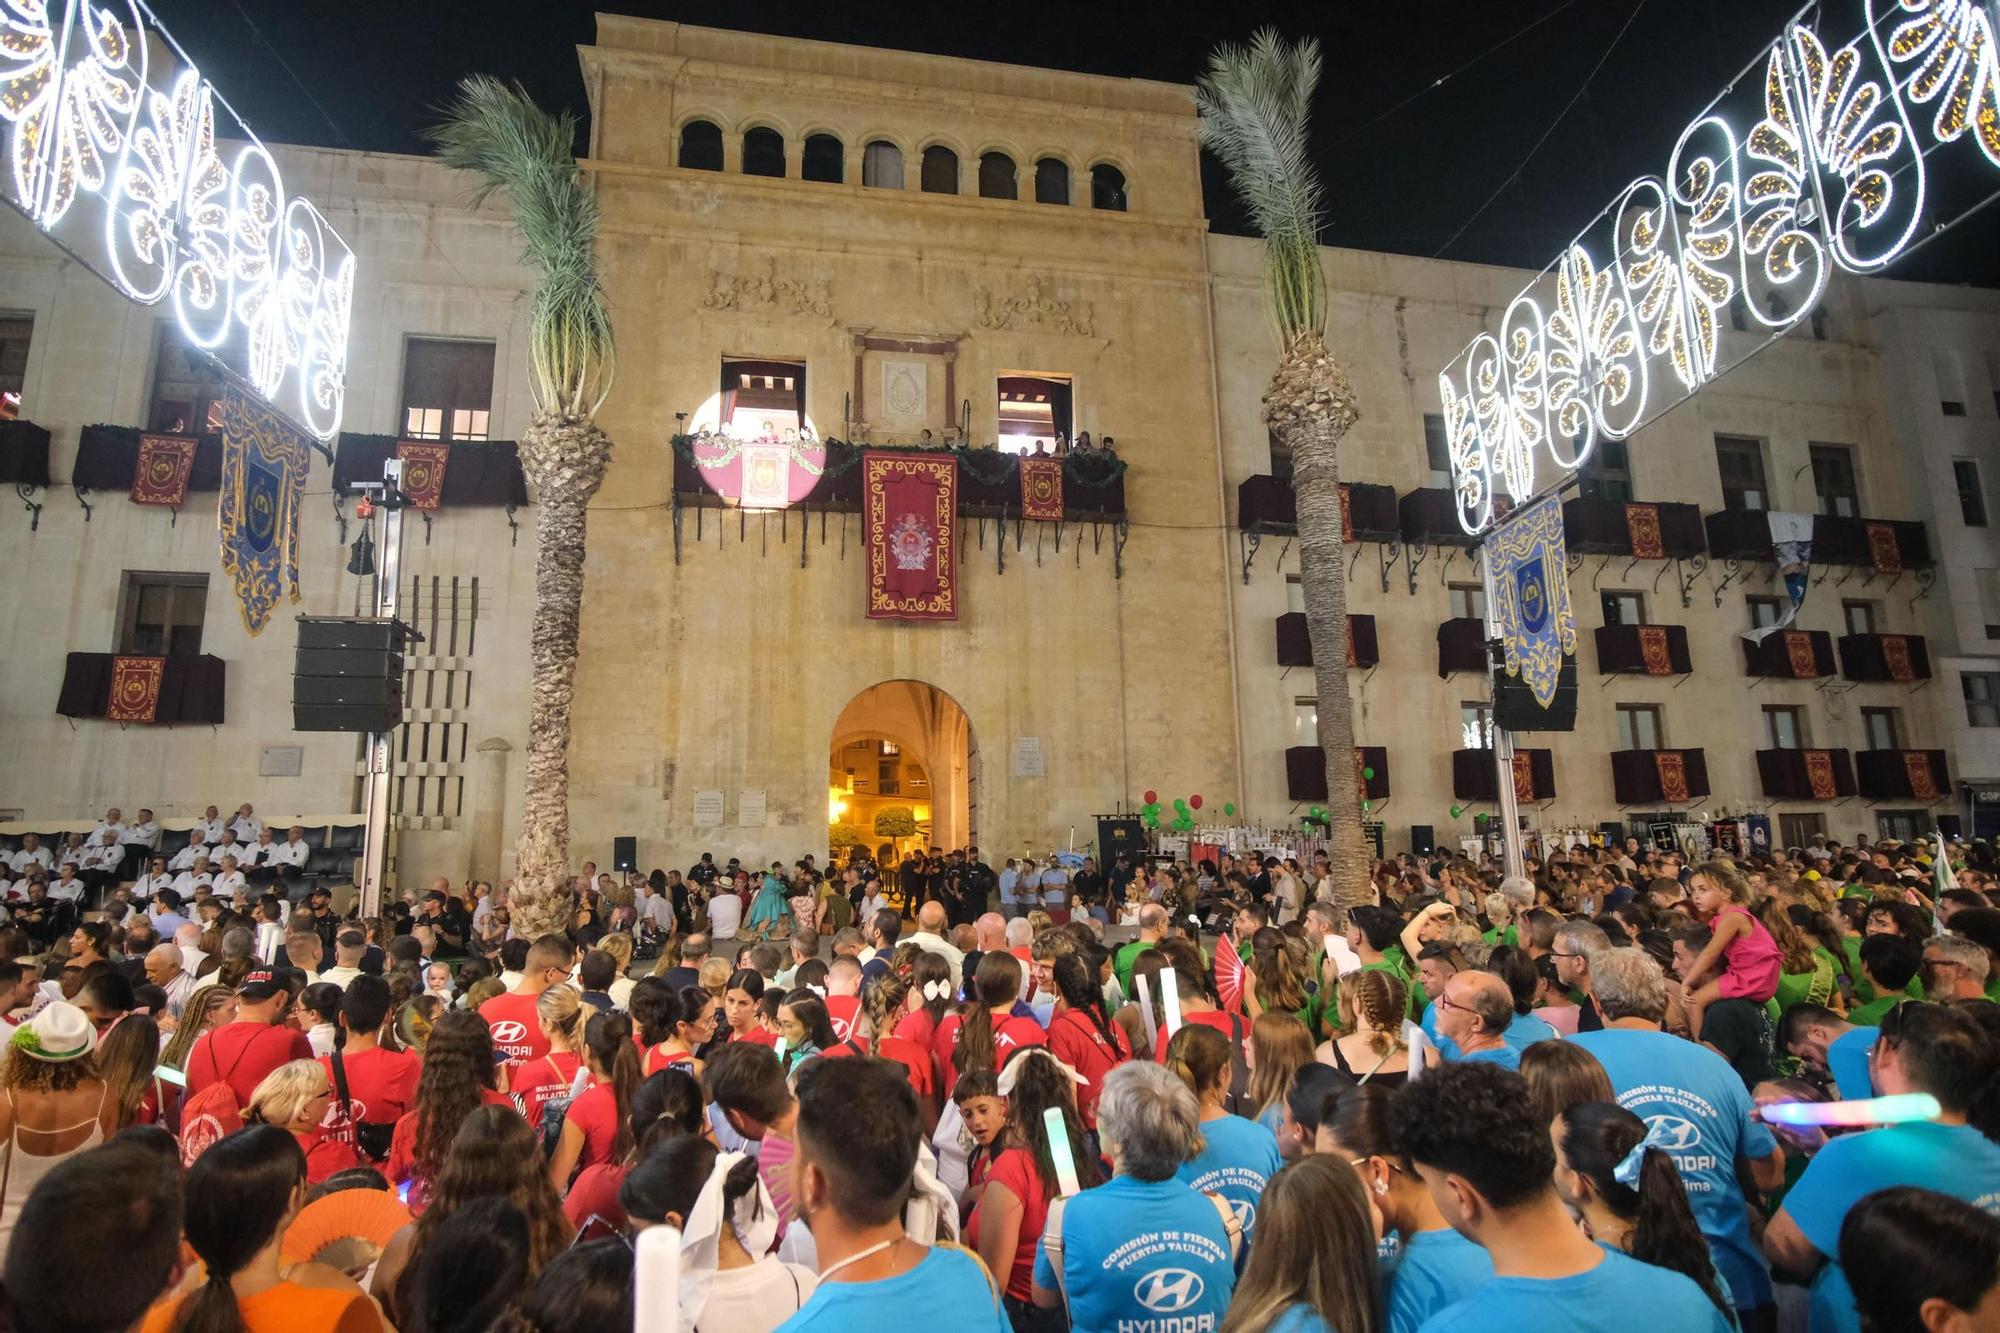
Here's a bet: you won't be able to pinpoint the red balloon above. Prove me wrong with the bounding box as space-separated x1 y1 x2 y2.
1190 794 1203 810
1143 790 1157 805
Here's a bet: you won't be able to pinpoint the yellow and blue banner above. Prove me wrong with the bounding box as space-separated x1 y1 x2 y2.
1487 495 1576 708
218 384 308 635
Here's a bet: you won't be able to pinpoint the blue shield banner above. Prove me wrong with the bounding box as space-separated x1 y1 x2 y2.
1487 495 1576 708
219 385 309 635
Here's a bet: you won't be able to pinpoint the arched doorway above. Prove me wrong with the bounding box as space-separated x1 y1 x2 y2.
828 681 975 864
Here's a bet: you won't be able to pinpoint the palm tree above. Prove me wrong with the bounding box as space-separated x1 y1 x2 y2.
431 77 615 938
1198 32 1369 910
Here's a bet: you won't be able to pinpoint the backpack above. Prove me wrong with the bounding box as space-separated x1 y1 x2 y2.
1040 1189 1240 1328
179 1034 255 1169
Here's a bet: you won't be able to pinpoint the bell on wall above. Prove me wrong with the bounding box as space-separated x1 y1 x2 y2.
346 524 376 576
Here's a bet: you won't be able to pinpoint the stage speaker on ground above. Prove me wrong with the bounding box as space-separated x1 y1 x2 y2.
1410 824 1435 857
1492 656 1578 732
613 836 637 872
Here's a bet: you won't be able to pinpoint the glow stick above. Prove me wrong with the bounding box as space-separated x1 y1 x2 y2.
1159 969 1183 1036
1136 980 1158 1049
1043 1106 1082 1197
1403 1020 1431 1079
772 1037 787 1063
633 1224 681 1333
152 1063 186 1088
1759 1093 1940 1128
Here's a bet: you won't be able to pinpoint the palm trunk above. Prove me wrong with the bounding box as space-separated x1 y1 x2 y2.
511 411 612 939
1267 334 1370 912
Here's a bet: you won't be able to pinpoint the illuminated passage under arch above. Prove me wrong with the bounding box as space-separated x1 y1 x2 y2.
1437 0 1999 536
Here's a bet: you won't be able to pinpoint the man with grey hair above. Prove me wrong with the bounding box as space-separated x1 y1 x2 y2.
1923 933 1991 1002
143 943 197 1016
1573 948 1785 1327
1112 902 1168 995
1438 970 1518 1069
1552 917 1610 1032
1031 1061 1240 1324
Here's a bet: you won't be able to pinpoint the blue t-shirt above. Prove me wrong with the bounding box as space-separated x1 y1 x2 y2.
1177 1113 1282 1242
1824 1027 1875 1100
1269 1304 1336 1332
1571 1028 1779 1312
1421 1008 1557 1063
1034 1175 1236 1333
1387 1228 1494 1333
778 1245 1008 1331
1417 1246 1732 1333
1454 1043 1521 1071
1781 1120 2000 1333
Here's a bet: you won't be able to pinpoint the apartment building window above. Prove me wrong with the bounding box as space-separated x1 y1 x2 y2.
1843 599 1879 635
1988 350 2000 416
1957 460 1988 527
801 133 844 184
1810 309 1829 342
1763 704 1807 750
1781 813 1826 846
977 151 1018 200
1982 569 2000 640
861 140 904 188
1861 706 1901 750
997 374 1072 452
1601 590 1645 626
1965 672 2000 727
1811 443 1860 517
677 120 722 171
1616 703 1663 751
1879 810 1927 841
1090 163 1127 211
1423 414 1451 487
1448 584 1486 622
1034 157 1070 205
1936 349 1967 416
401 339 495 442
921 145 959 194
1268 428 1292 483
148 326 244 435
1747 595 1783 630
1716 435 1768 510
1285 575 1305 614
742 127 785 178
721 358 806 439
1578 438 1634 502
118 572 207 656
0 315 30 420
1293 696 1319 747
1461 702 1493 750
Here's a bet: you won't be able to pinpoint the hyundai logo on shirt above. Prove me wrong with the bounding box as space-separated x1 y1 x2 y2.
1133 1268 1204 1314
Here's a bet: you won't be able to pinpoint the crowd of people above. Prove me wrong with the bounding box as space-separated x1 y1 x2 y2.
1 829 1999 1332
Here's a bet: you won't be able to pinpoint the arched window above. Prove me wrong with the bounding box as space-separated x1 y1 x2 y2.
977 151 1018 200
920 145 959 194
862 140 904 189
802 133 844 183
1034 157 1070 205
677 120 722 172
1090 163 1128 212
742 127 786 178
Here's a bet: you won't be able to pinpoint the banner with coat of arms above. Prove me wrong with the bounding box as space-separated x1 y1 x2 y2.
863 451 957 621
1485 495 1576 708
395 441 451 510
218 385 309 635
130 434 198 508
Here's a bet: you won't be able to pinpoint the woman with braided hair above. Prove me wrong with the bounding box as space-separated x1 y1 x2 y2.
823 968 939 1128
1316 968 1409 1087
1045 952 1129 1131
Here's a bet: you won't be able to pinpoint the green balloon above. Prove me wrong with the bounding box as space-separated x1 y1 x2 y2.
1362 800 1373 813
1223 803 1236 816
1450 805 1465 819
1362 766 1375 780
1174 799 1187 811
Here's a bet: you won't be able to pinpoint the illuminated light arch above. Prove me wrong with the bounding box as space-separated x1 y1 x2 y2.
1437 0 1999 536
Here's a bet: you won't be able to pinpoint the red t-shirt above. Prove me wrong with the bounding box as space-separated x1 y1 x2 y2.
1153 1008 1242 1063
188 1022 314 1106
1046 1009 1131 1128
563 1081 621 1175
386 1088 518 1209
479 990 550 1064
933 1011 1048 1098
563 1161 631 1241
731 1025 780 1048
822 1034 936 1101
825 994 862 1043
299 1129 368 1185
509 1051 584 1126
319 1046 422 1135
971 1147 1051 1301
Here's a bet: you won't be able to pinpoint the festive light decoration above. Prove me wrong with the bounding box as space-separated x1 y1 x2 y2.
0 0 354 439
1440 0 1999 535
1759 1092 1942 1126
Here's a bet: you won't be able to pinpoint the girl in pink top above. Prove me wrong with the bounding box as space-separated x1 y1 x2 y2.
1679 860 1781 1038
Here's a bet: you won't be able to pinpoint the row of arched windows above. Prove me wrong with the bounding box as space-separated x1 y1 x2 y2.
675 122 1128 211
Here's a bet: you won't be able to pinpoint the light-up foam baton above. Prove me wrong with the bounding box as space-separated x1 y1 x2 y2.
1759 1093 1941 1128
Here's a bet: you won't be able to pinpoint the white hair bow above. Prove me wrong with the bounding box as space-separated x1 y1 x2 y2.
675 1150 779 1325
922 979 953 1002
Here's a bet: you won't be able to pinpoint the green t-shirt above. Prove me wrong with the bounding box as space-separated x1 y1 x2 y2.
1480 924 1520 949
1848 992 1907 1026
1773 948 1840 1013
1113 938 1149 995
1841 936 1876 1006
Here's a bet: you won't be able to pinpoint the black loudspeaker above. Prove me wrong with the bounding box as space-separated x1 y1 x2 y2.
1410 824 1435 857
293 617 410 733
1492 657 1579 732
613 836 637 872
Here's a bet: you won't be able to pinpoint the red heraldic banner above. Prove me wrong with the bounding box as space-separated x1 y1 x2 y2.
864 452 957 621
1019 456 1063 522
131 434 197 507
107 656 164 723
396 441 451 511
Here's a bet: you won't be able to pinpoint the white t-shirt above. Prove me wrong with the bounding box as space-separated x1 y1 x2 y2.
320 964 364 990
697 1259 818 1331
7 848 51 874
707 893 742 940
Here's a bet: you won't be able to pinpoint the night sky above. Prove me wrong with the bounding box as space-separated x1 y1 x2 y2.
153 0 1997 288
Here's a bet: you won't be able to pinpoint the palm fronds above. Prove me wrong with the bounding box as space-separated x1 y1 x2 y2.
429 76 615 417
1196 30 1327 345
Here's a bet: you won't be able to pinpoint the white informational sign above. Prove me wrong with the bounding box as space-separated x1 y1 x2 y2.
738 789 767 827
0 2 356 438
1155 836 1189 858
692 790 724 827
1012 737 1044 778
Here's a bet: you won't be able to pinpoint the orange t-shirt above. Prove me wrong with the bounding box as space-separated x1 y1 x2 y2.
141 1281 379 1333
